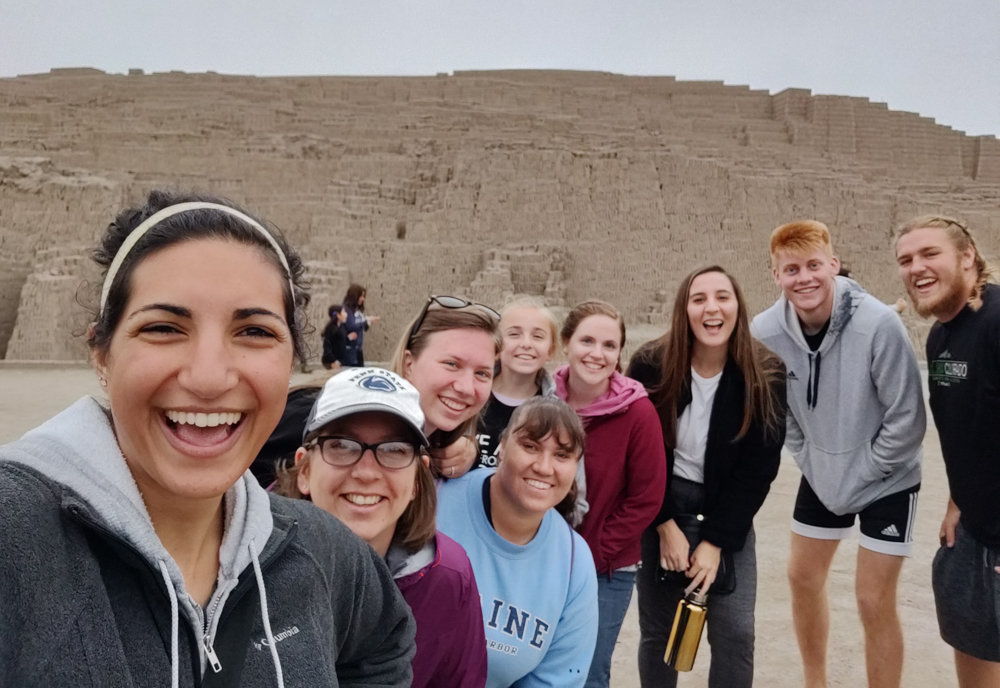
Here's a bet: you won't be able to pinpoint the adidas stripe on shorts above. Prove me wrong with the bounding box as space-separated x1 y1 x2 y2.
791 476 919 556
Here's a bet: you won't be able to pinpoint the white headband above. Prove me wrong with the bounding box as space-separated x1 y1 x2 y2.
99 201 295 316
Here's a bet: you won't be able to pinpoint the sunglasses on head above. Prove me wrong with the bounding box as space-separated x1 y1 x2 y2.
407 295 500 345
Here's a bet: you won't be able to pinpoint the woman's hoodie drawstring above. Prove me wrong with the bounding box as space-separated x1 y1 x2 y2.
157 560 181 688
250 539 285 688
156 542 285 688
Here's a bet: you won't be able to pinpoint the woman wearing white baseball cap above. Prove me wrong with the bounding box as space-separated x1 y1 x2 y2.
276 367 488 688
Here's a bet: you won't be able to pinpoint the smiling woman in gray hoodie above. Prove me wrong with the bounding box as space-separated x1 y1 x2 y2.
0 191 415 688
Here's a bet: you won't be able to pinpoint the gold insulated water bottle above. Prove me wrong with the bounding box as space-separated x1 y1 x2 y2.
664 591 708 671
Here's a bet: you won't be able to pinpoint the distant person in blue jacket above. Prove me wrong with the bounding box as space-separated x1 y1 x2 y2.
437 396 599 688
343 284 380 366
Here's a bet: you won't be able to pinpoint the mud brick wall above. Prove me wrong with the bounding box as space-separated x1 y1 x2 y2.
5 246 98 360
0 69 997 362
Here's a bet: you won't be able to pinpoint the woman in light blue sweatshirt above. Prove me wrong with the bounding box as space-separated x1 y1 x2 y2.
437 396 599 688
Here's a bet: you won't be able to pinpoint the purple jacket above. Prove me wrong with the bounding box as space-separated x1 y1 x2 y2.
392 533 488 688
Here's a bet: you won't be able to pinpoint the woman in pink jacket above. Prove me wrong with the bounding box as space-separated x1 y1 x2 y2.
554 300 668 688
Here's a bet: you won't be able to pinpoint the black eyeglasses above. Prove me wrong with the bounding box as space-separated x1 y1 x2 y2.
305 436 421 470
407 295 500 345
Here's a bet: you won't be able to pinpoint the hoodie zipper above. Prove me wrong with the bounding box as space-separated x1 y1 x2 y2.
198 521 298 675
67 503 298 679
200 572 232 674
203 633 223 673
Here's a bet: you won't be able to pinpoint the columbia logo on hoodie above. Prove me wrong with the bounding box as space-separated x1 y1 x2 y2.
252 625 300 651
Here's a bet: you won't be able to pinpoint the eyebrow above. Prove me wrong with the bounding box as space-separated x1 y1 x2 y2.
127 303 190 321
126 304 285 323
234 307 286 323
445 354 494 371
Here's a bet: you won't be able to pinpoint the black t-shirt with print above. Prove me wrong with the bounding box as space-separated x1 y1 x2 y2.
926 283 1000 548
473 394 520 470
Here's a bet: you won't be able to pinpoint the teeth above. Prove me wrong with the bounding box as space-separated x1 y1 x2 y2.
526 479 551 490
165 410 242 427
440 397 468 411
345 494 383 506
916 278 935 287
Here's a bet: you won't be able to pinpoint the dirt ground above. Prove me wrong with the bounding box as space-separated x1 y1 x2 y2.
0 366 958 688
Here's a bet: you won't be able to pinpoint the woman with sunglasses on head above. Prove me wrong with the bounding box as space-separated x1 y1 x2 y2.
390 295 502 478
0 191 414 687
275 367 488 688
555 300 668 688
437 396 599 688
627 266 786 688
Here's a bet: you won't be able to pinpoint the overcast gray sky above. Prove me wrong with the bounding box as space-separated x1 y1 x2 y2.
3 0 998 136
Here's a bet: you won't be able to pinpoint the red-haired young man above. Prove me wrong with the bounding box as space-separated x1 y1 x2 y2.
752 220 926 688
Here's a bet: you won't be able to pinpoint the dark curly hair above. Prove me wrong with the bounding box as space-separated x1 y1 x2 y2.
87 189 311 362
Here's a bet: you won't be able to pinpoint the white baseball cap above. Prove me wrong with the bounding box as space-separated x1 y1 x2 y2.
303 367 428 445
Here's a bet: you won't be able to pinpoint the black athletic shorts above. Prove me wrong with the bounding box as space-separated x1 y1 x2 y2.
791 476 919 556
932 522 1000 662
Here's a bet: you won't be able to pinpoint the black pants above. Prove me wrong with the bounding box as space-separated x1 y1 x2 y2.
636 477 758 687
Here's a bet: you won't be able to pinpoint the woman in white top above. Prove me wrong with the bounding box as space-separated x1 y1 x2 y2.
626 265 787 688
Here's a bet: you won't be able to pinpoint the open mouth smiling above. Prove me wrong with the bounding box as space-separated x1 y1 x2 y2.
703 319 724 335
439 397 470 413
343 494 385 507
162 409 245 450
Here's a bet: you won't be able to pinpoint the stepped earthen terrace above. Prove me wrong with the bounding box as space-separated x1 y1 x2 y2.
1 68 997 362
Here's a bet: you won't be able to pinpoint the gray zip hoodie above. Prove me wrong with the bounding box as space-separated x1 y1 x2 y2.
0 396 415 687
750 277 925 514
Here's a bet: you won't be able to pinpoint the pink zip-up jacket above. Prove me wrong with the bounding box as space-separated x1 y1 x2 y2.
555 366 668 574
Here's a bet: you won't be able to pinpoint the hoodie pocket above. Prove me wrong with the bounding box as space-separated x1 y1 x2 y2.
800 442 884 515
866 434 894 481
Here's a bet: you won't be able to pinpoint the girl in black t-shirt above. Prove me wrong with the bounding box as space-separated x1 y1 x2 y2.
473 296 559 470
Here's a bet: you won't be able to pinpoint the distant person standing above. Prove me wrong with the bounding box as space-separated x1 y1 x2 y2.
343 283 380 366
895 215 1000 688
751 220 925 688
321 304 348 369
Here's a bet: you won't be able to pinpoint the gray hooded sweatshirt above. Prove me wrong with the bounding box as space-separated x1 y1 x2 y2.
751 277 925 514
0 396 415 687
